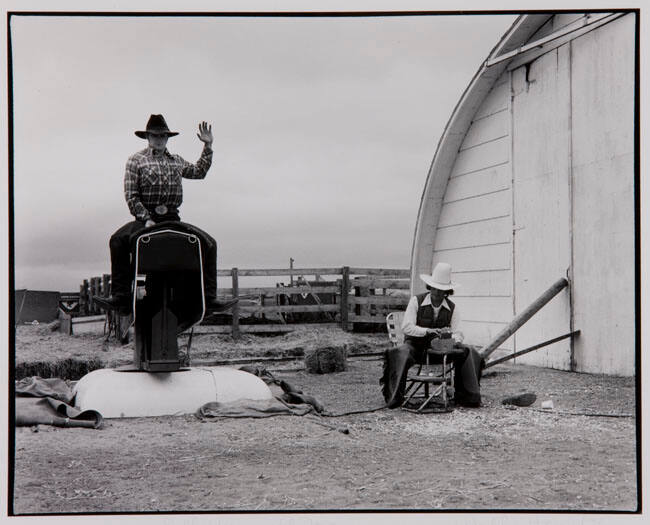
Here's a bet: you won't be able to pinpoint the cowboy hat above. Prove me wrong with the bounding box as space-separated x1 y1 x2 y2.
419 262 458 291
135 114 179 138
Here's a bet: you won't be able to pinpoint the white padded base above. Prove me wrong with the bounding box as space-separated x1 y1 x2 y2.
73 367 273 418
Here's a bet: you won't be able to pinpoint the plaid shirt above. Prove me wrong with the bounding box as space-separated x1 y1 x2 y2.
124 145 213 221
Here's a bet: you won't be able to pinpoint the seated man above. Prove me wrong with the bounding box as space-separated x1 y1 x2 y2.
380 262 484 408
95 114 236 315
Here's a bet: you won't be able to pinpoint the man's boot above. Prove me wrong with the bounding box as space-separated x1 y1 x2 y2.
205 297 239 313
93 295 131 315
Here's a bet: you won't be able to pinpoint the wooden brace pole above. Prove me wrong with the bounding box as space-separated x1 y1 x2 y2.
479 277 569 360
484 330 580 368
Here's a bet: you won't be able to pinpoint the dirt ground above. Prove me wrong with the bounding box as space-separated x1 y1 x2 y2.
12 323 638 514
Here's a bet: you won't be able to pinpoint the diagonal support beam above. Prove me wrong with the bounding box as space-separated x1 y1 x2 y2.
485 330 580 368
479 277 569 360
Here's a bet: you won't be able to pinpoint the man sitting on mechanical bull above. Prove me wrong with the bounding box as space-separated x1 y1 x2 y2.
95 114 237 316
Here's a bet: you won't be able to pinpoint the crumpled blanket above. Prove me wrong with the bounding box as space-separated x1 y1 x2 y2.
15 377 103 429
196 366 326 420
197 398 315 419
16 377 75 403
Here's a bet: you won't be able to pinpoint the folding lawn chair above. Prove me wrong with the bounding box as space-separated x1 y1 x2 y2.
402 337 464 413
386 311 405 346
385 311 460 413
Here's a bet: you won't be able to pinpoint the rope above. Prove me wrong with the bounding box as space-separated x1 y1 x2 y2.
529 408 634 418
323 406 635 419
322 405 388 417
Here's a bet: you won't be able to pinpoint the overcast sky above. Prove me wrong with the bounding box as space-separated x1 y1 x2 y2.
11 13 517 292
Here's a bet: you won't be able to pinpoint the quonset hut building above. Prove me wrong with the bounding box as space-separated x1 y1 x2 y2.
410 13 636 375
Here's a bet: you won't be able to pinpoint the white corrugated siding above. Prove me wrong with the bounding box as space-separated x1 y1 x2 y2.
569 14 635 375
425 13 635 375
431 78 514 351
510 45 572 370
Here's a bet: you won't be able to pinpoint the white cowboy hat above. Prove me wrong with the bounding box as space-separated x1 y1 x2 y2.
419 262 458 291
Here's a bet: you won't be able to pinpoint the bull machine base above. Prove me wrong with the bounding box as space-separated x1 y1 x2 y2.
74 367 272 418
76 224 271 418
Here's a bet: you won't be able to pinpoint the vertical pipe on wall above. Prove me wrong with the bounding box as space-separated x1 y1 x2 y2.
509 68 518 355
568 39 577 371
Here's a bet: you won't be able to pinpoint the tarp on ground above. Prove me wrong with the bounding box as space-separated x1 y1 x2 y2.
196 366 325 420
15 377 103 429
15 370 324 426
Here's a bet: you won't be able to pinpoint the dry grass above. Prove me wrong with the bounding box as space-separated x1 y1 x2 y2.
12 323 639 514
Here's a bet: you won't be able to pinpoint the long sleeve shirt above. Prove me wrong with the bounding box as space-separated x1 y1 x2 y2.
401 294 464 342
124 145 213 222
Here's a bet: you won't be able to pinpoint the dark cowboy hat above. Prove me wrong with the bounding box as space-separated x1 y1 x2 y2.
135 114 179 138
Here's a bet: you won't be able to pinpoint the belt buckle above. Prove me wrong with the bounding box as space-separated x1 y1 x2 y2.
154 204 168 215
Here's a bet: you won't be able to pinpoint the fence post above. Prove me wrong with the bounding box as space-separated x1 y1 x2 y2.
80 280 89 316
340 266 350 331
231 268 240 339
91 277 101 314
354 277 369 326
88 278 96 314
88 278 94 314
58 308 72 335
102 274 110 298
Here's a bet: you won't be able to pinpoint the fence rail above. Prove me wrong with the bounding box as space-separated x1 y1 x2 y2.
68 266 411 338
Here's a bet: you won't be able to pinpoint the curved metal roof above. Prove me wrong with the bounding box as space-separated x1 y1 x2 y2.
409 14 557 292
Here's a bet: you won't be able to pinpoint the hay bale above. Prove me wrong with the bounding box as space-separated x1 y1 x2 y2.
15 358 104 381
304 346 347 374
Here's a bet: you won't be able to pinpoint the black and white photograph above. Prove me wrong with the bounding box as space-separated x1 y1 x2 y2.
5 1 644 522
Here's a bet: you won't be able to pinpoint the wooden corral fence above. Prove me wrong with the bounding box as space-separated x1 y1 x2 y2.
63 267 411 338
58 273 125 338
214 266 410 337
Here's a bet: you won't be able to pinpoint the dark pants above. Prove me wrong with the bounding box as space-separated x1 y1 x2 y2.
109 217 217 301
380 341 484 408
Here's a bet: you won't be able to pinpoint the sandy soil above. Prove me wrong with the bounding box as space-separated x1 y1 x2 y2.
12 324 638 514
